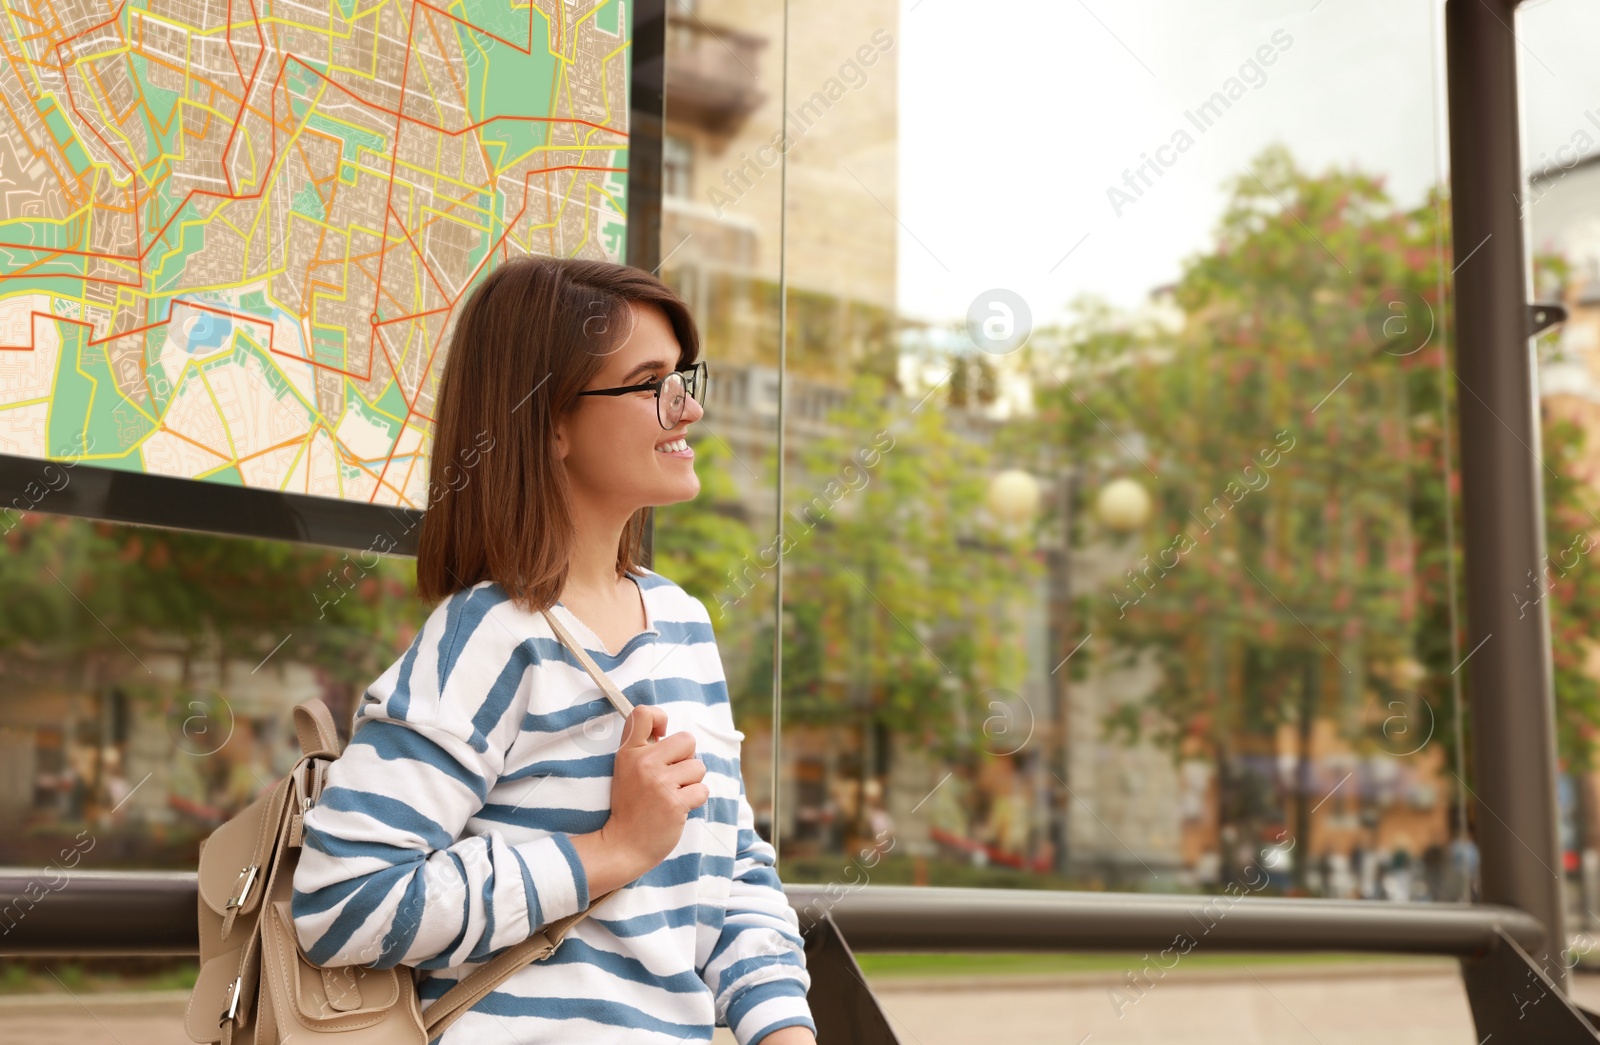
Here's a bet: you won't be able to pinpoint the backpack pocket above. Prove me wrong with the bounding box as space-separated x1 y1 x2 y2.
262 898 428 1039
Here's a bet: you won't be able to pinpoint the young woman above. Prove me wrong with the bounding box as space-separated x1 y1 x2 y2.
292 257 817 1045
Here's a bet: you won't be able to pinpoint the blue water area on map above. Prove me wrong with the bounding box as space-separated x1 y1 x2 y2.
186 313 232 351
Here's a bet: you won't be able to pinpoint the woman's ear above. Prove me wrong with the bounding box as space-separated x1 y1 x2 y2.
553 415 570 461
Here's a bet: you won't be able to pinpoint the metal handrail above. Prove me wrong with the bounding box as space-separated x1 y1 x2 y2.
0 870 1545 959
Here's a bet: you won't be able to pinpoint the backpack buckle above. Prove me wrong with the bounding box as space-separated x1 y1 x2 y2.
220 975 243 1025
226 865 258 910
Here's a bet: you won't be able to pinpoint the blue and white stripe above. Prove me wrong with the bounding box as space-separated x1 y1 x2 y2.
291 568 815 1044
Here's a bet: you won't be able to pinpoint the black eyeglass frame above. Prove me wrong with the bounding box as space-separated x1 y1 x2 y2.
576 361 708 429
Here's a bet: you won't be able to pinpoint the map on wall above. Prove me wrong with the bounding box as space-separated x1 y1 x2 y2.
0 0 630 507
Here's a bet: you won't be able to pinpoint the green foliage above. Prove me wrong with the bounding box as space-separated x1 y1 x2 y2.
1018 145 1557 882
1537 404 1600 770
0 511 431 708
734 371 1042 758
1028 142 1600 805
1037 145 1437 752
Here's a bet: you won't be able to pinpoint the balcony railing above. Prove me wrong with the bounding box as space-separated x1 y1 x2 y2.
665 13 767 135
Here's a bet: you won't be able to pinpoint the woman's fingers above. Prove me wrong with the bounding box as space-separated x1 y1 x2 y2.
620 705 669 747
675 782 711 812
657 757 707 788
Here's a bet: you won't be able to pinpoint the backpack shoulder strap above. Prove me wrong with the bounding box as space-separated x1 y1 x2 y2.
540 608 636 717
294 700 341 759
422 607 643 1035
420 885 622 1037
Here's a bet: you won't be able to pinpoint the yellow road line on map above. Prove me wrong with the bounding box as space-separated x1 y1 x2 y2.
275 426 315 492
0 396 52 412
194 360 240 464
358 383 407 428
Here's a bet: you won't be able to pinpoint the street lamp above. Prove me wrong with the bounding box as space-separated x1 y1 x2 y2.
987 469 1042 527
987 466 1076 877
1095 476 1152 532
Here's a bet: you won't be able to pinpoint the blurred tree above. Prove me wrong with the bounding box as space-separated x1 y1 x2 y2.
1030 144 1477 891
0 509 430 744
653 428 764 693
1529 247 1600 775
736 371 1041 840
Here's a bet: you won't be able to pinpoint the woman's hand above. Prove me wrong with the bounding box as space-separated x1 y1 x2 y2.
572 705 708 896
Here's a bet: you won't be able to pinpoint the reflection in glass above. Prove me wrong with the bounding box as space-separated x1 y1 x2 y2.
0 513 427 868
1517 0 1600 933
657 0 1475 906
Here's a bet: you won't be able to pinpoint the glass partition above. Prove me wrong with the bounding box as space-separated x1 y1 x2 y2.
657 0 1472 909
0 0 1471 914
1516 0 1600 936
0 513 427 870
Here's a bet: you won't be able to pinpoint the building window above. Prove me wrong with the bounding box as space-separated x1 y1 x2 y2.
664 134 693 200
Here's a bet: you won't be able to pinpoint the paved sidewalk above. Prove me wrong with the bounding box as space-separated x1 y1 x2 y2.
6 961 1595 1044
870 960 1476 1045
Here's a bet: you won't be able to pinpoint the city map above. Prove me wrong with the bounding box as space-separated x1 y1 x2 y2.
0 0 630 507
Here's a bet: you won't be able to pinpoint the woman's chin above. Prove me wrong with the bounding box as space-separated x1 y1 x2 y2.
649 477 701 507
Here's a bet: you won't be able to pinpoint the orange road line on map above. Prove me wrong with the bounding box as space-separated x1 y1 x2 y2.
0 311 90 352
216 0 268 196
88 300 275 349
4 250 134 288
132 58 291 264
368 164 544 422
364 0 428 422
294 135 336 319
386 203 450 300
392 451 421 507
52 0 138 181
373 305 451 328
284 54 625 139
9 4 48 30
368 0 420 374
328 436 412 502
87 58 137 127
2 251 72 283
159 423 232 462
235 432 313 465
419 3 495 186
129 38 246 115
372 403 426 507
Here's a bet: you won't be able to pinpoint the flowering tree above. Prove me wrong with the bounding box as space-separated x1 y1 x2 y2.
1030 145 1486 890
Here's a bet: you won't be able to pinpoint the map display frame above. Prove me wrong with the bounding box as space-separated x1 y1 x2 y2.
0 0 664 554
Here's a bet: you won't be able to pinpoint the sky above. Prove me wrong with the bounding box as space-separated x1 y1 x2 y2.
891 0 1600 325
1520 1 1600 168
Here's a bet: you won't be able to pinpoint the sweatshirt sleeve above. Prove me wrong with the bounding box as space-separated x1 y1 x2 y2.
697 727 815 1041
291 589 591 970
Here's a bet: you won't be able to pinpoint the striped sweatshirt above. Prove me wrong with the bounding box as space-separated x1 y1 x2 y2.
291 567 815 1045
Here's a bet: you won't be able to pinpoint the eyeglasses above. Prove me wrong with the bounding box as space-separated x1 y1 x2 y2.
576 361 708 430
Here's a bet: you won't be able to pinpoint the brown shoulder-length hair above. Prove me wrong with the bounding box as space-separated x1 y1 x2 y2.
415 255 699 613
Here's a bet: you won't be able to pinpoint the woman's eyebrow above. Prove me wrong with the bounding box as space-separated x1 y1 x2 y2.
620 358 672 383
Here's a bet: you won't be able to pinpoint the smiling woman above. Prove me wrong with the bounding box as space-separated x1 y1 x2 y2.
412 257 702 613
291 256 819 1045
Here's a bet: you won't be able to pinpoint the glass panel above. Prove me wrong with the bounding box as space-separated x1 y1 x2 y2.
752 0 1469 908
1516 0 1600 935
0 513 425 867
651 0 789 834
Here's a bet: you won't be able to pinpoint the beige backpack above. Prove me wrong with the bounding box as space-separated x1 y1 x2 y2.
187 610 635 1043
